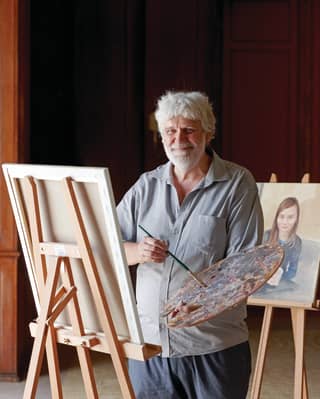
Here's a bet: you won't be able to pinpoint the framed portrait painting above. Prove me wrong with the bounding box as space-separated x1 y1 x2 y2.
248 183 320 308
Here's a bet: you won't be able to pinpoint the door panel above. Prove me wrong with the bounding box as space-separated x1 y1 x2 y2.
223 0 299 181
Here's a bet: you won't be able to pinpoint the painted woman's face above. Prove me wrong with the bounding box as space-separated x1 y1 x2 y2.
277 205 298 235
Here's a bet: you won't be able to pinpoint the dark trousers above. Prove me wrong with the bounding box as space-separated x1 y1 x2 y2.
128 341 251 399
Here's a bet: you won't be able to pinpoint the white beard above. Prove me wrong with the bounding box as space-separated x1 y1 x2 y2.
163 143 206 172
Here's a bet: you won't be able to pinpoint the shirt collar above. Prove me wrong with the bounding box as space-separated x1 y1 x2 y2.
202 151 230 187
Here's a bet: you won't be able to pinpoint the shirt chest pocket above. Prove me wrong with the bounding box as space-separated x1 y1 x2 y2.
193 215 227 258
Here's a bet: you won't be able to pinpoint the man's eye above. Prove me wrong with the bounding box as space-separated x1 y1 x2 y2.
165 129 175 135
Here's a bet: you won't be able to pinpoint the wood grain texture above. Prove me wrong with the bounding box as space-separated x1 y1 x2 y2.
0 0 31 380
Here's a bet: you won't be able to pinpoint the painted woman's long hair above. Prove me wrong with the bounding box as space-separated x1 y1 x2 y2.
269 197 300 245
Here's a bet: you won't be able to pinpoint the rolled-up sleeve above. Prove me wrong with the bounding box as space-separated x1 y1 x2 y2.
117 186 137 242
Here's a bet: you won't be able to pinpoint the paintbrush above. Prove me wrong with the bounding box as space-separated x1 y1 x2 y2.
138 224 207 288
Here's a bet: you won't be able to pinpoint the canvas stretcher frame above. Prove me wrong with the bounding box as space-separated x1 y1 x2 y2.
2 163 161 399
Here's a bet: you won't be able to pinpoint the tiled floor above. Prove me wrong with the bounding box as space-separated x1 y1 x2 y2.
1 307 320 398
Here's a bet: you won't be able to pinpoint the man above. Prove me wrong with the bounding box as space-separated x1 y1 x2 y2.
117 91 263 399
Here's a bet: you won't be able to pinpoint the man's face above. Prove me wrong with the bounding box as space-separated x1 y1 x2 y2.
161 116 210 171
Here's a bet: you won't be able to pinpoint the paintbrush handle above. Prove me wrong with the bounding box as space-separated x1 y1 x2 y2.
138 224 154 238
138 224 207 287
165 250 191 273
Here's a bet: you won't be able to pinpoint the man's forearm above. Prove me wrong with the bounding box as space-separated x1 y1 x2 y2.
123 241 141 266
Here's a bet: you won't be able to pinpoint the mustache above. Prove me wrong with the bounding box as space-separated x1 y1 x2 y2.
170 145 194 150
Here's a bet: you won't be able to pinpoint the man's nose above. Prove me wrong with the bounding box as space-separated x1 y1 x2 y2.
174 129 186 142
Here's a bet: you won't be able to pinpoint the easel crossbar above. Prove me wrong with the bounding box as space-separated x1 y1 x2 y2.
29 322 161 360
39 242 82 258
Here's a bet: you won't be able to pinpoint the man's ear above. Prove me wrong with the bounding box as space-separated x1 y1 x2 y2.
206 132 212 144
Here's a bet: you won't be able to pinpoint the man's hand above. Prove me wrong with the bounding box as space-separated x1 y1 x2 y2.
138 237 168 264
123 238 168 265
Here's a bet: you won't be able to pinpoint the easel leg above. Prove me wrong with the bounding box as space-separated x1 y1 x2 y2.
23 261 61 399
250 305 274 399
291 308 308 399
46 325 63 398
61 258 99 398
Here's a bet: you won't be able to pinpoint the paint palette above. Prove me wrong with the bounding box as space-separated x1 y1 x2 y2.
162 244 284 328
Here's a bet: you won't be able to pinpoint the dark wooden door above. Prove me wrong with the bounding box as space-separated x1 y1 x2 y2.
0 0 32 381
144 0 223 171
222 0 320 182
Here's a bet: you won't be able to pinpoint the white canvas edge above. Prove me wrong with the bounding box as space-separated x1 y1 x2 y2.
2 164 41 313
97 168 144 344
2 163 144 344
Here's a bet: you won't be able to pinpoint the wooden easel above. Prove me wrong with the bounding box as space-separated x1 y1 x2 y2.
12 174 161 399
249 173 320 399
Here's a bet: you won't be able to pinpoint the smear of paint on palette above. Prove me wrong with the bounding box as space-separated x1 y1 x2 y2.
162 244 284 328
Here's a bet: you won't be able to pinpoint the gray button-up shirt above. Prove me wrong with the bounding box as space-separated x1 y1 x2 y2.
117 152 263 357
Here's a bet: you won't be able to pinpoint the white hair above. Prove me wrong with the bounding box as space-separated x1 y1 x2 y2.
154 91 216 139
